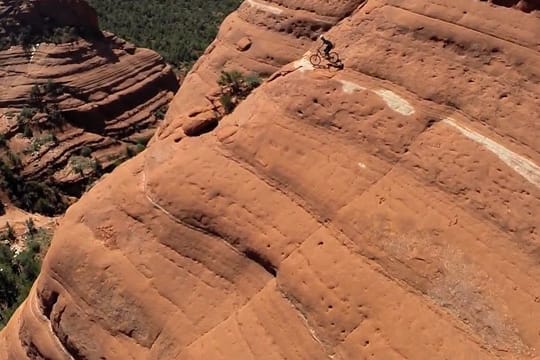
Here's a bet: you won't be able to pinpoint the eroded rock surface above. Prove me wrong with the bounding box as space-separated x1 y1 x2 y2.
1 0 540 359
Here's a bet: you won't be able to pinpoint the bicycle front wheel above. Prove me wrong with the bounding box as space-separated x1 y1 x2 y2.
309 54 322 66
328 52 339 64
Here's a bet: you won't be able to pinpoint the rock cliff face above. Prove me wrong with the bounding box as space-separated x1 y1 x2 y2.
1 0 540 359
0 0 178 205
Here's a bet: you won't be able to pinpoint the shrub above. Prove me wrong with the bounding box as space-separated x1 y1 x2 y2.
29 84 42 106
219 93 235 114
92 158 103 176
42 80 65 97
0 158 67 215
25 133 57 154
218 70 245 94
80 146 92 157
22 124 33 138
50 133 58 145
5 223 15 242
217 70 262 114
43 132 57 145
125 146 136 158
135 143 146 153
19 107 35 119
70 156 94 177
135 135 152 147
244 74 262 90
25 218 36 236
17 181 66 216
6 151 21 169
47 108 66 129
112 158 124 169
17 107 36 123
33 197 54 215
153 105 168 120
50 26 79 44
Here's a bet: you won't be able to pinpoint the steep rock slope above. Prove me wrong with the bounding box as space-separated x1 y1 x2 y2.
0 0 178 201
1 0 540 359
157 0 366 140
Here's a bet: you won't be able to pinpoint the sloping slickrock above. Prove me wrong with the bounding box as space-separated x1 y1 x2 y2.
157 0 367 141
2 0 540 359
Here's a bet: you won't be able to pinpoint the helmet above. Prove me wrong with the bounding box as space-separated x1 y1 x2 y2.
319 34 325 40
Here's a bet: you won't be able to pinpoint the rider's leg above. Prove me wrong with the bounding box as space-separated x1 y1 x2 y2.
324 45 331 58
324 44 334 59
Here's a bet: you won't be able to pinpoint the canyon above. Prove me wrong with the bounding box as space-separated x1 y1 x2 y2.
0 0 178 218
1 0 539 359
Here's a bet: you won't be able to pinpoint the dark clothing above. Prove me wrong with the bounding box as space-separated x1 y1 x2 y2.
321 37 334 56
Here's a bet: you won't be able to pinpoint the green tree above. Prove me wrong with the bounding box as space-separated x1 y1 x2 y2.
25 218 36 236
219 93 235 114
22 124 33 138
5 222 15 242
0 226 52 327
80 146 92 157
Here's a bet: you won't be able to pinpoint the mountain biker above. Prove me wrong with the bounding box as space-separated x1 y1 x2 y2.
319 35 334 59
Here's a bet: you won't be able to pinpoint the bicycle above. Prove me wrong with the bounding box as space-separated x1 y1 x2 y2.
309 46 340 67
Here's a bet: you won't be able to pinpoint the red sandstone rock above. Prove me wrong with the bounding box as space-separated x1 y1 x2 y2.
1 0 539 359
236 37 253 51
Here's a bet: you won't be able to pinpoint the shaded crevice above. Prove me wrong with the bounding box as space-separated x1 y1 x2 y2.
424 117 439 131
21 340 47 360
243 248 277 277
482 0 540 12
41 290 59 319
52 305 87 360
183 117 219 137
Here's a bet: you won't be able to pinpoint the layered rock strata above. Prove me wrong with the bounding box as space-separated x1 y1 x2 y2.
0 0 178 195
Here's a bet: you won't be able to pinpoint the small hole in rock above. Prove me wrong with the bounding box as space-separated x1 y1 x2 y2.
425 118 437 129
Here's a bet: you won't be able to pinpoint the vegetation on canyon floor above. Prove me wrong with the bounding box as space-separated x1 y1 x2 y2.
0 220 52 327
87 0 242 73
0 14 101 52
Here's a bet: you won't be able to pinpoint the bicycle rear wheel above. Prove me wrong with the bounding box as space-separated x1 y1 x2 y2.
309 54 322 66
